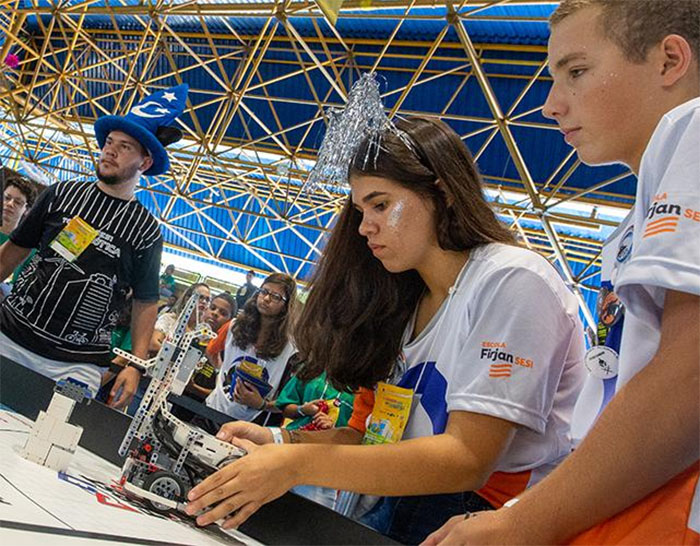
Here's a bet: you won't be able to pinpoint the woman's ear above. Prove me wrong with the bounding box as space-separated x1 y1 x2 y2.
435 178 454 208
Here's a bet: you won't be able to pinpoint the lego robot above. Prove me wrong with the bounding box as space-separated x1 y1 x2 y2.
113 292 246 513
21 377 93 472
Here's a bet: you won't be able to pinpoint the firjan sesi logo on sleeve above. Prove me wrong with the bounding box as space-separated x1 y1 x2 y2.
480 342 534 379
643 192 700 239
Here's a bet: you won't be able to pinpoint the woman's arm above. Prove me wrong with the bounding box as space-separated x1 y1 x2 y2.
290 411 514 495
215 420 364 446
187 410 516 527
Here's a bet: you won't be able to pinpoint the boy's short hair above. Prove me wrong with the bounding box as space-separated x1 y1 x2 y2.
5 175 38 208
551 0 699 67
212 292 237 317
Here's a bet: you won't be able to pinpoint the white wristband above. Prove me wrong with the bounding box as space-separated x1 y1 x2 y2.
269 427 284 445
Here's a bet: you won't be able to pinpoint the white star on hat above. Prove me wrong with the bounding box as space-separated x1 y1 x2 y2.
163 92 177 102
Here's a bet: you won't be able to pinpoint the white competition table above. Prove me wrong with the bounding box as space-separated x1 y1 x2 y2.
0 357 399 546
0 407 259 546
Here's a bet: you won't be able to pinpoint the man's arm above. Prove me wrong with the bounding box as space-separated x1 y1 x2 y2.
434 290 699 545
185 381 212 399
109 299 159 409
130 299 159 359
0 240 31 282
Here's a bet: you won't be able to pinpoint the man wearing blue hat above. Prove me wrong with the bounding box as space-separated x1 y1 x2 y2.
0 84 188 408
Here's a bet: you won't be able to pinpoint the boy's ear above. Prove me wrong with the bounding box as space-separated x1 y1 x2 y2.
658 34 695 86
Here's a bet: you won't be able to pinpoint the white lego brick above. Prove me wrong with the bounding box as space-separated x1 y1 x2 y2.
21 436 52 464
47 393 76 422
171 377 187 396
29 412 48 437
48 394 75 416
55 423 82 451
52 422 76 449
45 445 74 472
33 412 61 441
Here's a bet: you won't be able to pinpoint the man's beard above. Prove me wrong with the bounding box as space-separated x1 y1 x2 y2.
96 163 139 185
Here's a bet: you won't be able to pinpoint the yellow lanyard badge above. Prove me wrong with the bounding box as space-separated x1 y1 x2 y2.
362 382 414 445
49 216 99 263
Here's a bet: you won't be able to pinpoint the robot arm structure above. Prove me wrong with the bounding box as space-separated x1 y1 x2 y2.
115 293 246 513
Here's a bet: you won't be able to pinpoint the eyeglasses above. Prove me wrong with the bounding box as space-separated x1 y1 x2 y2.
3 194 27 208
258 287 287 303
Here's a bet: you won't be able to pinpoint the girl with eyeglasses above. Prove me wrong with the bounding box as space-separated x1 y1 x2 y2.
186 117 586 544
204 273 298 427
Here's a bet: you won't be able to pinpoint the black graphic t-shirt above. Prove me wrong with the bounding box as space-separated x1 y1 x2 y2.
0 182 162 365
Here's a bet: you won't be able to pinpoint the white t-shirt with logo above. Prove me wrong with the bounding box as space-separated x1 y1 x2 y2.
205 323 296 421
395 243 585 475
569 97 700 540
614 97 700 390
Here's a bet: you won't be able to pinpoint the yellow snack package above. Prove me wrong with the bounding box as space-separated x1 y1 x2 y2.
238 358 264 379
324 398 341 426
363 382 413 445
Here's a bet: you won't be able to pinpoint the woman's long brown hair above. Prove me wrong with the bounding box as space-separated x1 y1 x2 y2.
295 117 515 392
230 272 297 360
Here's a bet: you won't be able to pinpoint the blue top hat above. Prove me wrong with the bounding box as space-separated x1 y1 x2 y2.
94 84 188 176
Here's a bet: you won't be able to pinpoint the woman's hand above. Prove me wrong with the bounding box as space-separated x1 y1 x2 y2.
215 421 273 445
233 379 264 409
185 439 302 529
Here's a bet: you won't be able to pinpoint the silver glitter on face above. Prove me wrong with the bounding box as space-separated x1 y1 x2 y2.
387 200 405 231
304 73 417 192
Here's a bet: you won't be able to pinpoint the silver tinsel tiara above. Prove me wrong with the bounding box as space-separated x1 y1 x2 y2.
304 73 415 192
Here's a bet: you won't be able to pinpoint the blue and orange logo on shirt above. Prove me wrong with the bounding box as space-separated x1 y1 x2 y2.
643 193 700 239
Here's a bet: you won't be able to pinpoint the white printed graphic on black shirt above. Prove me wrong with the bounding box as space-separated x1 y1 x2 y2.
0 182 162 364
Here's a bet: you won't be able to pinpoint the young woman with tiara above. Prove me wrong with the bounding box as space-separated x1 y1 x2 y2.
185 109 586 544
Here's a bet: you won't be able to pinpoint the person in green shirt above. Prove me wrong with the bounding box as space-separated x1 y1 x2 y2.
274 369 355 510
159 264 177 298
275 370 355 431
0 175 38 297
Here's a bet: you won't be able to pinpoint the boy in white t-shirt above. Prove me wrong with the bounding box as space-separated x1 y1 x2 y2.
426 1 699 544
